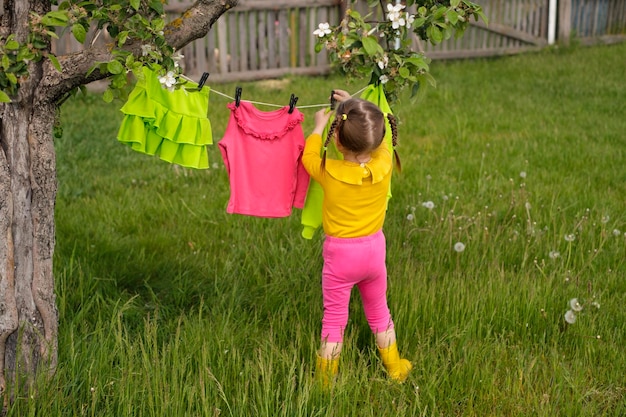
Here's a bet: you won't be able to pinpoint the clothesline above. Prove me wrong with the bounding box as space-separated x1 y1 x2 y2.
208 85 370 109
179 74 368 109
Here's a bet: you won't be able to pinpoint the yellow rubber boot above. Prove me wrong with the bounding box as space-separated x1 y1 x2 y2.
315 355 339 387
378 342 412 382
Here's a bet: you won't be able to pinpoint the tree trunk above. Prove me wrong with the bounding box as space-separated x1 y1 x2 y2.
0 0 239 402
0 0 58 399
0 81 58 399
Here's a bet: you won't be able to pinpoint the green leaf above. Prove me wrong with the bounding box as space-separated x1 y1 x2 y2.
107 60 124 75
447 10 459 25
433 6 447 20
48 54 62 72
41 11 69 27
427 25 443 44
45 30 60 39
451 0 461 7
151 19 165 32
32 39 48 49
110 73 128 89
5 39 20 50
125 54 135 67
0 90 11 103
412 17 426 28
6 73 17 84
405 56 429 71
361 36 382 57
149 0 164 14
130 0 140 11
398 67 410 78
118 31 129 47
102 88 114 103
72 24 87 44
17 48 36 62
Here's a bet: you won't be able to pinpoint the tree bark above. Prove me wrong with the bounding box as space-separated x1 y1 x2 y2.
0 0 238 400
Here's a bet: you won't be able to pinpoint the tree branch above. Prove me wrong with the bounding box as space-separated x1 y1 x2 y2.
38 0 239 103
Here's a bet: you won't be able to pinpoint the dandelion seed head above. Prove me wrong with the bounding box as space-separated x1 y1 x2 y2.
525 201 532 210
569 298 583 312
520 171 527 178
564 310 576 324
406 213 414 221
612 229 621 236
454 242 465 253
422 201 435 210
591 301 600 309
564 234 576 242
601 215 610 223
549 250 560 259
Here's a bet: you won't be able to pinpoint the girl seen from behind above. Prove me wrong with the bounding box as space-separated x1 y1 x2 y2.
302 90 411 386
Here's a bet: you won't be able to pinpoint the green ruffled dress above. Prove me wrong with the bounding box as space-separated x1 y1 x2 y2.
117 66 213 169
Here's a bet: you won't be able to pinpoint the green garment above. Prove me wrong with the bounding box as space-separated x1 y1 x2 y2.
300 84 395 239
117 66 213 169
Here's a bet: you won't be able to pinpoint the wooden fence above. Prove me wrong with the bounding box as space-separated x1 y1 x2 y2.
51 0 626 83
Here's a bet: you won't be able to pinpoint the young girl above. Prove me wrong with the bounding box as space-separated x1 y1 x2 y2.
302 90 412 385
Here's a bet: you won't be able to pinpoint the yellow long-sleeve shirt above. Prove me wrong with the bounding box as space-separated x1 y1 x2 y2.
301 133 392 238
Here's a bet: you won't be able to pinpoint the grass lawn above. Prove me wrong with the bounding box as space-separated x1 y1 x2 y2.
8 42 625 416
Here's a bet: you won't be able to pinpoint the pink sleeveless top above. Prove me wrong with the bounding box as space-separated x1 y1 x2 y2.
218 101 310 217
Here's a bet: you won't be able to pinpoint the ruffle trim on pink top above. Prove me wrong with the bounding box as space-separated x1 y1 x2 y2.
227 102 304 141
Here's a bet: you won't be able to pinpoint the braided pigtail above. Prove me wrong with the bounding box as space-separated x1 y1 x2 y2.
321 116 340 171
387 113 401 173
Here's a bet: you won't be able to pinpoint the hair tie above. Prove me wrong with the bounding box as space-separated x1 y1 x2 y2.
341 113 347 121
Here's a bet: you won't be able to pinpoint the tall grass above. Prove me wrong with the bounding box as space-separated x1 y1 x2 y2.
8 42 625 416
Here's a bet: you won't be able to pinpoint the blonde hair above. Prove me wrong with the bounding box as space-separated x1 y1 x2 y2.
321 98 401 172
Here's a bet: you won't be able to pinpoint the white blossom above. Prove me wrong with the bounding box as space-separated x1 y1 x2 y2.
387 3 408 29
141 44 153 56
313 22 332 38
379 74 389 84
377 54 389 70
406 14 415 29
158 71 177 91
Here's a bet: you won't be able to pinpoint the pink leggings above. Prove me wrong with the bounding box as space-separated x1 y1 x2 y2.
321 230 394 343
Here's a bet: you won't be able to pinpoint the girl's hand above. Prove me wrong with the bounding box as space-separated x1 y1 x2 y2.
332 89 351 103
312 109 332 135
